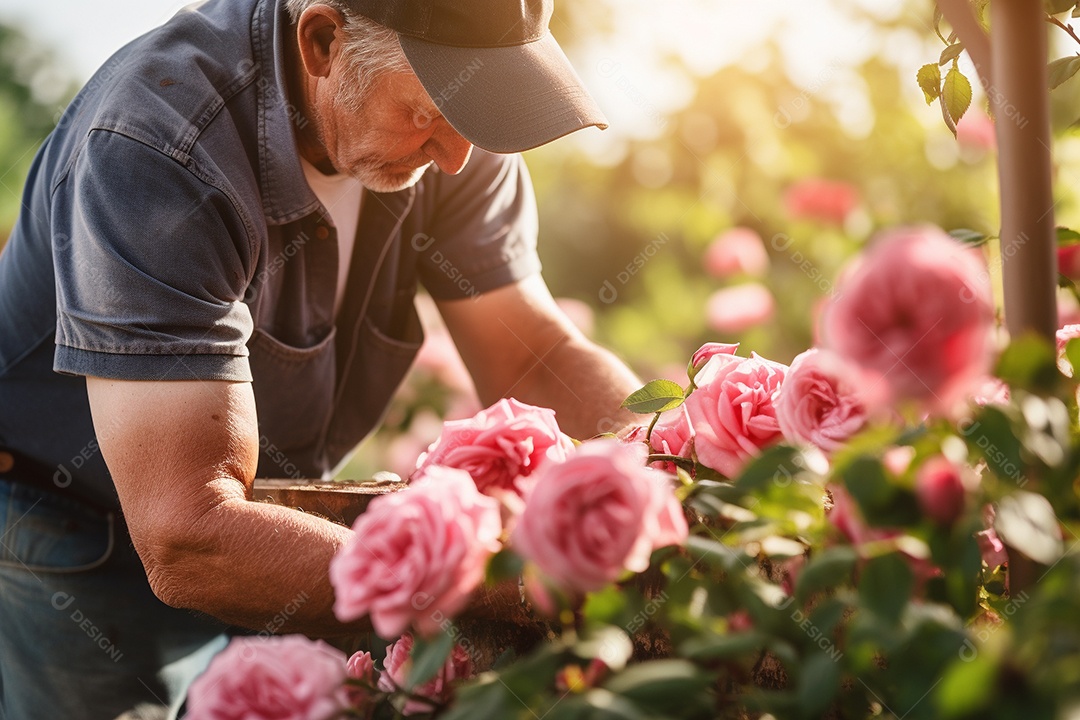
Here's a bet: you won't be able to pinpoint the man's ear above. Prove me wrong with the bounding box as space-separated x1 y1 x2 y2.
296 4 345 79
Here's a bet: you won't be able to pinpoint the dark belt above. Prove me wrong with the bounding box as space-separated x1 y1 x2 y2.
0 447 115 516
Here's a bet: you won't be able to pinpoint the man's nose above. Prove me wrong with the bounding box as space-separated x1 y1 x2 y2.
424 123 473 175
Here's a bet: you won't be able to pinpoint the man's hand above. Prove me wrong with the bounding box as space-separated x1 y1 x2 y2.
86 377 359 636
436 275 641 439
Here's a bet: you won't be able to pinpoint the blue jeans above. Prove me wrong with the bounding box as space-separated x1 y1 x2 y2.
0 479 227 719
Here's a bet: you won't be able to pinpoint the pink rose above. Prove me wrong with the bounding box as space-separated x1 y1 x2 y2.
1060 245 1080 281
186 636 347 720
689 342 739 381
820 226 994 411
971 376 1010 407
345 651 377 709
1057 324 1080 375
414 398 574 499
976 504 1009 569
784 178 859 225
776 348 867 453
378 633 474 716
704 227 770 278
915 457 966 526
684 351 788 478
330 467 501 638
647 405 694 472
706 283 776 334
512 440 688 595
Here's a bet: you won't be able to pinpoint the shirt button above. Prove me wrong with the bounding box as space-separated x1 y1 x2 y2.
315 225 330 241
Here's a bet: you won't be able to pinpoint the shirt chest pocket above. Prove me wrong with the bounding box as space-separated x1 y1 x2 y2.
247 326 337 475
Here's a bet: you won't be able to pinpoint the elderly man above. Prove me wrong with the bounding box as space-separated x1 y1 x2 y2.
0 0 640 717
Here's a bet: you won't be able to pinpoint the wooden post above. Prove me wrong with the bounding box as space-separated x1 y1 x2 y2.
938 0 1059 597
991 0 1058 342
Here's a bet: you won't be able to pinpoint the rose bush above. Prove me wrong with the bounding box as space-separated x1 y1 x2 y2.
188 223 1080 720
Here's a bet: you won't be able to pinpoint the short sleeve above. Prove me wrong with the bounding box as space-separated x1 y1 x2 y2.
417 150 541 300
52 130 256 381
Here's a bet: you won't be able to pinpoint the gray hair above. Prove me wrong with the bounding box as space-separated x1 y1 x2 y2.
284 1 411 108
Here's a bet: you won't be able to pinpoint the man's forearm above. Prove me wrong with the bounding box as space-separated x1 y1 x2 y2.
145 493 363 637
507 336 641 440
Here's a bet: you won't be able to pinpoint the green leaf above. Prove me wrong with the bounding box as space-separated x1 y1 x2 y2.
995 333 1059 393
942 66 972 124
933 7 947 44
964 406 1026 485
685 534 744 573
1046 0 1079 14
994 491 1064 565
1057 226 1080 245
1048 55 1080 90
939 43 964 66
796 653 843 718
936 651 997 718
809 597 850 641
581 689 648 720
858 553 914 625
486 547 524 584
621 379 686 414
438 681 513 720
603 660 713 707
733 444 801 492
406 628 455 690
680 630 768 660
948 228 989 246
840 456 894 514
796 546 858 604
917 63 942 105
1067 338 1080 377
582 586 630 626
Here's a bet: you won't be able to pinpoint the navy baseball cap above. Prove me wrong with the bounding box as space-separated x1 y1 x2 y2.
346 0 609 153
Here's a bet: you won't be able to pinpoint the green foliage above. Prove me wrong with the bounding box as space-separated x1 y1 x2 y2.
942 65 973 125
621 379 686 414
0 25 77 241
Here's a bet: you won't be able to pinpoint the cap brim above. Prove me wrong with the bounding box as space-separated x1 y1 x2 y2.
399 32 609 154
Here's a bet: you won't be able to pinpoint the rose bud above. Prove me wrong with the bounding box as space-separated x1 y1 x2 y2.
915 456 966 526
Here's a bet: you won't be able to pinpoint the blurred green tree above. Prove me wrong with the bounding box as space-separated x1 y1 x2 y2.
0 23 76 244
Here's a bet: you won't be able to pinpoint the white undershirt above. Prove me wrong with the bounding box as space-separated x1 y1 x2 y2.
300 158 364 316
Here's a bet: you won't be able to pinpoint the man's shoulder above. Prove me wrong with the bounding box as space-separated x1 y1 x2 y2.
55 0 263 162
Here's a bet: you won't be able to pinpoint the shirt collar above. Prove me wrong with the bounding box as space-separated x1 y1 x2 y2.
252 0 321 225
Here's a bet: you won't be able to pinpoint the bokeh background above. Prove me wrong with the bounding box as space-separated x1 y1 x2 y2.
3 0 1080 479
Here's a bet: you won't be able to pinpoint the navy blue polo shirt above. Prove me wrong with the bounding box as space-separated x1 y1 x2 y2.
0 0 540 511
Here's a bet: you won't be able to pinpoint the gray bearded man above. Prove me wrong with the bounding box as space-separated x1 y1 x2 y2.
0 0 640 717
